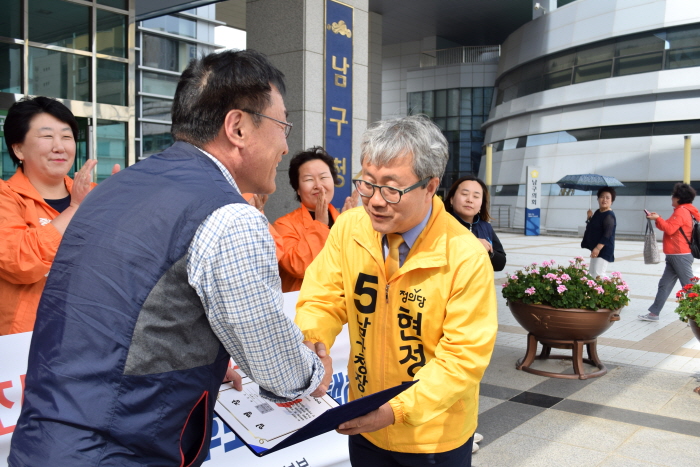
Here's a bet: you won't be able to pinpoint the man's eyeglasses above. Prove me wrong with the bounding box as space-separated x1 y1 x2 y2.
352 177 431 204
242 109 293 138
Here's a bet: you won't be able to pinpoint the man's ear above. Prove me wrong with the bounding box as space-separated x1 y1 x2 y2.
224 109 245 149
426 177 440 198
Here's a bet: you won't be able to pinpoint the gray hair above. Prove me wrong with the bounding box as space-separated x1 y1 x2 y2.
360 115 448 180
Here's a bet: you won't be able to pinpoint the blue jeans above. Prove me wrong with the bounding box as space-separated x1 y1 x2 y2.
649 254 694 315
348 434 473 467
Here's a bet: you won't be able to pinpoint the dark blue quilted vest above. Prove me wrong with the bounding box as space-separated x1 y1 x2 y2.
9 142 245 467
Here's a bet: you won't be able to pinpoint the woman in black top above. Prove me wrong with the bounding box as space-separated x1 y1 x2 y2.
581 187 617 278
445 175 507 271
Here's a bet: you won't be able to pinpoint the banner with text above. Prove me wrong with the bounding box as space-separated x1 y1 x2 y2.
525 166 541 236
325 0 353 210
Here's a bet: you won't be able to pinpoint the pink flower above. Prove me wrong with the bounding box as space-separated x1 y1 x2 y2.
575 256 584 261
560 274 571 281
501 282 508 288
525 287 536 295
544 273 558 281
530 269 540 275
595 286 604 294
557 285 567 294
616 284 628 291
611 272 621 278
511 275 518 280
587 280 597 287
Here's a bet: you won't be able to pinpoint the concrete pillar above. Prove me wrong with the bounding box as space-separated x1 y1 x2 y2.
247 0 369 222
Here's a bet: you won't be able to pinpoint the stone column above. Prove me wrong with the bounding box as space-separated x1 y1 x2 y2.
247 0 369 222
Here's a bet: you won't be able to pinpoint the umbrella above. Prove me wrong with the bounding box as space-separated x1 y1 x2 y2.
556 174 624 209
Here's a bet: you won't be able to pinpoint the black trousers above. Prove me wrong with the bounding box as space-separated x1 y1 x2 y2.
348 434 473 467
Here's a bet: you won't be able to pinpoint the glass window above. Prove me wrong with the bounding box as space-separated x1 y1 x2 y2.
447 89 460 117
29 47 90 101
653 120 700 136
97 59 126 106
142 15 197 39
616 33 665 57
543 69 571 90
483 87 494 113
666 46 700 69
645 181 676 197
143 34 198 73
518 77 542 98
142 122 174 158
502 138 519 150
575 41 614 66
472 88 484 115
142 97 173 121
460 88 472 115
446 117 459 131
142 72 179 96
493 185 520 196
560 128 600 142
601 123 652 139
422 91 434 118
612 181 646 196
573 60 612 83
614 52 663 76
471 116 483 131
0 0 22 39
526 132 559 147
29 0 90 51
664 25 700 51
433 118 446 130
544 51 575 73
434 90 447 117
98 0 128 9
408 92 422 115
96 120 127 182
0 44 22 93
97 9 127 58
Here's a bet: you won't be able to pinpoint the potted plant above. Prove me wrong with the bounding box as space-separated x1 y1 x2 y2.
675 276 700 342
501 257 630 379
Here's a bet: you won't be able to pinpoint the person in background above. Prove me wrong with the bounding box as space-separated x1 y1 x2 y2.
9 49 330 467
445 175 506 272
0 96 110 335
640 183 700 322
243 193 284 261
274 146 357 292
295 115 497 467
581 187 617 278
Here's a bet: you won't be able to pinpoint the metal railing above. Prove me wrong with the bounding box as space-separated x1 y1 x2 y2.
490 204 511 229
420 45 501 68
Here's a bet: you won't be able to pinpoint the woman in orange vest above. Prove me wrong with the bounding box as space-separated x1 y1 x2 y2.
274 146 356 292
0 97 110 335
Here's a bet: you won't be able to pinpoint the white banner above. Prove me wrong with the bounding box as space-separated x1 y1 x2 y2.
0 292 351 467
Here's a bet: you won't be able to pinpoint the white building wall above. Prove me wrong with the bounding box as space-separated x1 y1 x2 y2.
486 0 700 236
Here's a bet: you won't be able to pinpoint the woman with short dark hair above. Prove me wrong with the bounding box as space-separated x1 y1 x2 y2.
273 146 357 292
581 187 617 278
0 97 102 335
641 183 700 321
445 175 506 271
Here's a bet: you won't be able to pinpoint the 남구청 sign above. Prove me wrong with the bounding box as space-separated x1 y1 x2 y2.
525 166 541 236
325 0 353 211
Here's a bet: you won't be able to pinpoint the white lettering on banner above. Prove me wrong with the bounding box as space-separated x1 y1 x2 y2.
0 294 351 467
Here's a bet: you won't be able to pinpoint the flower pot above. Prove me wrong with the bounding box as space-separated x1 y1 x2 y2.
690 320 700 343
507 301 622 379
507 301 620 341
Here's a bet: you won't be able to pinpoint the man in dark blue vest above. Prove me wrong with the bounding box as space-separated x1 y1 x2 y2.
9 49 331 467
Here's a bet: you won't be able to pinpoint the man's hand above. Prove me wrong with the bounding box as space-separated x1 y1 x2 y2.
223 367 243 391
337 402 395 435
112 164 121 175
304 341 333 397
586 209 593 220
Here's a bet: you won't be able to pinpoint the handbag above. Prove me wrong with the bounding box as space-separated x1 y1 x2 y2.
644 218 661 264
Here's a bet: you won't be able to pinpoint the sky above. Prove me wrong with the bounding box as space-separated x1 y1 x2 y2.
215 26 246 50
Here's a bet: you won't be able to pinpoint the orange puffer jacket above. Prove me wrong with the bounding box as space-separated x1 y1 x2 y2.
656 203 700 255
273 203 340 292
0 168 74 335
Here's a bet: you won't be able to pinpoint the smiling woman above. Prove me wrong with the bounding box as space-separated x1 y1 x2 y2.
0 97 103 335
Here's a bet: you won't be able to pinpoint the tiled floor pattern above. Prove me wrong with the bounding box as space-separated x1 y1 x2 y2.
474 348 700 467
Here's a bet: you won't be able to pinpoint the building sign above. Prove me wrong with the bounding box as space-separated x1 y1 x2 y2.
525 167 540 236
325 0 353 209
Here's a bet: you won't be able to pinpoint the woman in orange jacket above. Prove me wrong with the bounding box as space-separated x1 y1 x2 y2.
273 147 356 292
640 183 700 321
0 97 106 335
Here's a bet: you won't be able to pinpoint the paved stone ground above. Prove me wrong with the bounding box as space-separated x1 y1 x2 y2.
474 234 700 467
